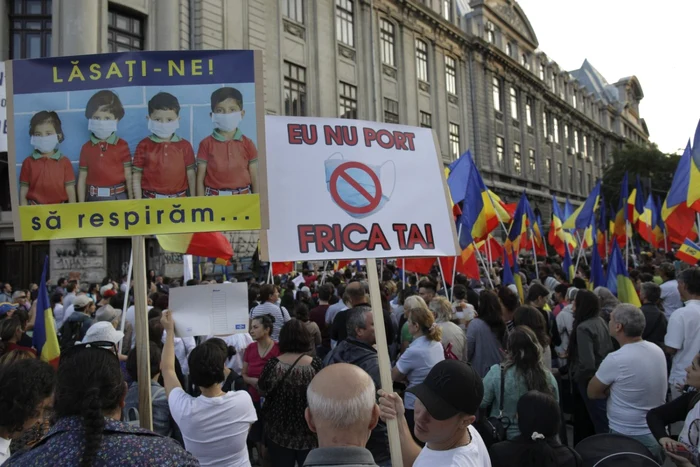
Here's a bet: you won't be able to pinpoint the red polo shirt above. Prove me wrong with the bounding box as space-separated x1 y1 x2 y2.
79 133 132 186
132 135 195 194
197 129 257 190
19 150 76 205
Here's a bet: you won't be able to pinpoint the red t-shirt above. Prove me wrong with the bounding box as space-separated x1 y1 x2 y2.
243 341 280 402
132 136 195 194
19 151 75 205
197 130 257 190
5 342 37 355
79 135 132 186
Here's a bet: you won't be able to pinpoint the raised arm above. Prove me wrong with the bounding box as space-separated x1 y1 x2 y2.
160 311 182 397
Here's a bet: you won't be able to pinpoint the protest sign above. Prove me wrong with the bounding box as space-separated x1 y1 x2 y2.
0 62 6 152
262 116 459 261
6 50 267 241
169 283 249 337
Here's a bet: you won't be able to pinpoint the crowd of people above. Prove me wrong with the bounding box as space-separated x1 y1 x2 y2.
0 251 699 466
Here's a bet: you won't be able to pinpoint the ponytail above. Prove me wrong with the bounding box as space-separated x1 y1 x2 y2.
80 387 105 467
426 322 442 342
521 433 558 467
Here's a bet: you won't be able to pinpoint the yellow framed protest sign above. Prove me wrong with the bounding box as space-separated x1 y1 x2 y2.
6 49 268 241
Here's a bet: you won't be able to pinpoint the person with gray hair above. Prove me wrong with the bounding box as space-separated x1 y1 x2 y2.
303 363 380 467
639 282 668 349
323 306 390 465
658 262 683 318
587 304 667 463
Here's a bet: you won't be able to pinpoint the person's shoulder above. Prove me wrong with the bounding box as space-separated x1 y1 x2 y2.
112 431 198 464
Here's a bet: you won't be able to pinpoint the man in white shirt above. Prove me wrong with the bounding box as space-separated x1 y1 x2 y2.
658 262 683 319
665 267 700 401
378 360 491 467
588 304 667 463
62 281 77 310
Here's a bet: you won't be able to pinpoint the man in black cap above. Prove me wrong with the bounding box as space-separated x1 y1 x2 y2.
378 360 490 466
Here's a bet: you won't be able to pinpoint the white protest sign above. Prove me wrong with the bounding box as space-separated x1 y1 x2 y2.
169 283 249 337
0 62 6 152
264 116 459 261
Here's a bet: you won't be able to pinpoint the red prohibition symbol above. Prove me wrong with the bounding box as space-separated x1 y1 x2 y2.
329 161 383 215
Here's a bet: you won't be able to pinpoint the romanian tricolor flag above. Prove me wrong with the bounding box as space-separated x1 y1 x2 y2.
563 242 575 283
447 151 501 241
563 180 601 230
677 239 700 266
477 235 504 262
402 257 436 275
628 175 645 229
157 232 233 265
505 192 530 263
606 241 641 307
531 212 547 258
33 256 60 368
638 194 656 246
548 196 568 257
652 195 666 248
613 172 632 247
596 199 608 260
487 189 514 225
663 140 698 239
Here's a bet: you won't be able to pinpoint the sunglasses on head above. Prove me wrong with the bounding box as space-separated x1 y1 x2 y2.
62 340 118 359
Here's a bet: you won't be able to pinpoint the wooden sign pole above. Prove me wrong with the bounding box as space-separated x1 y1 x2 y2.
366 258 403 467
132 235 153 431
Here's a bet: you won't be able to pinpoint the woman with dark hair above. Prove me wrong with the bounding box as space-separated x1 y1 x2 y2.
0 317 35 357
489 390 581 467
468 290 507 377
250 284 291 341
514 306 552 369
5 341 196 466
294 303 321 356
481 326 558 440
161 312 256 467
51 292 65 328
568 289 613 442
123 342 173 437
258 319 322 466
498 286 520 333
243 313 280 463
0 359 55 463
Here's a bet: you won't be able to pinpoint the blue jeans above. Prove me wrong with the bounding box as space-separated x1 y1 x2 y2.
610 429 665 465
577 381 609 435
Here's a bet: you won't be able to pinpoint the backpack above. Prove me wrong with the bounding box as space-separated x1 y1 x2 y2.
58 320 83 351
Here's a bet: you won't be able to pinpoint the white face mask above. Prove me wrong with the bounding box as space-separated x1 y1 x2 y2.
88 119 118 140
148 119 179 139
211 112 242 133
30 134 59 153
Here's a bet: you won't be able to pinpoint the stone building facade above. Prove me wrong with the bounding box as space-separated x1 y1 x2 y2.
0 0 649 284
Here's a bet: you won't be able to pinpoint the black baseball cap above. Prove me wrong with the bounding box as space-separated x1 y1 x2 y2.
407 360 484 420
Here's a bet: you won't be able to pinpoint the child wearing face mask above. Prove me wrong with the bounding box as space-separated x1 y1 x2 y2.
77 90 133 202
19 111 76 205
196 87 258 196
132 92 196 199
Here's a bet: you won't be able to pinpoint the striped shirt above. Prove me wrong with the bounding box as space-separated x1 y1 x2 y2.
250 302 291 341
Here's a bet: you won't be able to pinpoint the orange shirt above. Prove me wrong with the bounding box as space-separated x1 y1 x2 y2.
132 135 195 194
79 133 132 186
19 150 75 205
197 129 257 190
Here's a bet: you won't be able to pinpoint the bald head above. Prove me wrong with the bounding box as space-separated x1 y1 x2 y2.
306 363 377 432
345 281 367 306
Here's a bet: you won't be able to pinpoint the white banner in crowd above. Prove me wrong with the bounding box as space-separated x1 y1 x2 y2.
0 61 6 152
263 116 459 261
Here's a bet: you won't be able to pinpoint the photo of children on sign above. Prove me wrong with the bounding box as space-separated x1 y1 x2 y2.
7 50 264 241
14 63 258 204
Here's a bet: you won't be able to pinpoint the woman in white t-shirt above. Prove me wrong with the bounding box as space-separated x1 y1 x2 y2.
161 311 257 467
392 297 445 439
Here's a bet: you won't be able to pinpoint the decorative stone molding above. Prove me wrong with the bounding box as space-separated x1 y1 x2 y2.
448 94 458 105
338 43 356 61
383 64 397 79
283 19 306 40
418 81 430 93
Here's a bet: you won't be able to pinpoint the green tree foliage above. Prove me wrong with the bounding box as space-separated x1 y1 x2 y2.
602 143 680 210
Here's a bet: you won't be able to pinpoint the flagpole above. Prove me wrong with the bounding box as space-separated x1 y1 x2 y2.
486 236 493 268
575 231 588 266
696 213 700 240
320 261 328 285
437 258 450 299
268 263 273 284
451 224 463 301
402 258 406 287
529 235 539 280
625 221 630 266
473 243 495 289
118 250 133 355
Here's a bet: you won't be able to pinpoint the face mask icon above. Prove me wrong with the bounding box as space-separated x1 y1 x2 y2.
324 153 395 219
148 119 180 139
211 112 242 132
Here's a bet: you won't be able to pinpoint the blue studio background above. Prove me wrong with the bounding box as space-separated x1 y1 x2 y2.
13 82 257 180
